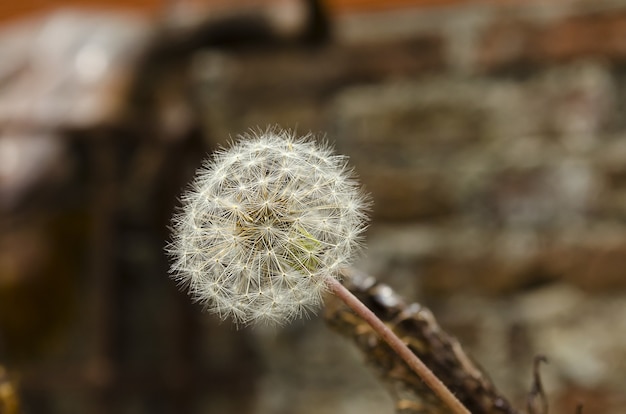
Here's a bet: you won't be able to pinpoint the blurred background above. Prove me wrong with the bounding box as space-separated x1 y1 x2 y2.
1 0 626 413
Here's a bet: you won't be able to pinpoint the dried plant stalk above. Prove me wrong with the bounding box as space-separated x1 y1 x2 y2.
325 267 519 414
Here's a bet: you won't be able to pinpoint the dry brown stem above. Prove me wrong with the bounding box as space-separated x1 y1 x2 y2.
325 267 519 414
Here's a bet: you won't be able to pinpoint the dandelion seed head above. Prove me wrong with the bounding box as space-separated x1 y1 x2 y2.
168 127 369 325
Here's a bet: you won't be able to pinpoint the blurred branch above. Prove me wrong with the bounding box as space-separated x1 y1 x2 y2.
325 267 519 414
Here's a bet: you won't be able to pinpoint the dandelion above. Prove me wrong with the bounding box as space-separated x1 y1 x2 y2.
167 127 469 414
168 127 368 325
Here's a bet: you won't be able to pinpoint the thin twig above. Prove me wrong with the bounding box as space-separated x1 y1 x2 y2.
327 277 471 414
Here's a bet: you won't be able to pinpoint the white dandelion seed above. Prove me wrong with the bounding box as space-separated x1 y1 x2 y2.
168 127 369 325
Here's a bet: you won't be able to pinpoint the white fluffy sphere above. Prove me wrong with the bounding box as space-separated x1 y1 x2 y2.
168 128 368 325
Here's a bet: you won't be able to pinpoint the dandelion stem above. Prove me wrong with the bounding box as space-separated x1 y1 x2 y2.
327 276 471 414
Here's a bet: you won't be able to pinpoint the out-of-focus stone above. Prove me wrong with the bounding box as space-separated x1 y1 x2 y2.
359 169 453 221
538 239 626 292
478 9 626 70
